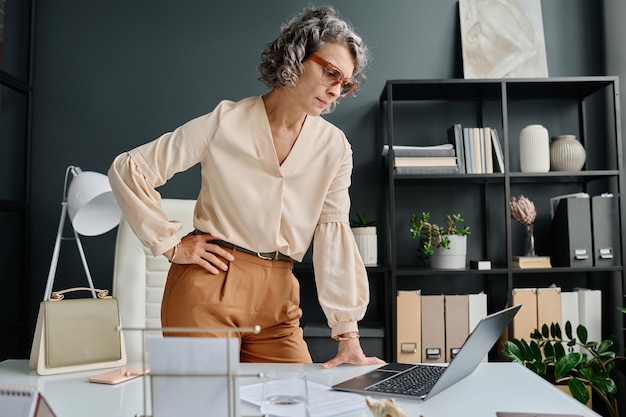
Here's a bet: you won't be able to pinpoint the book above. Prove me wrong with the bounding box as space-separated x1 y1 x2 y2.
490 128 505 173
393 156 457 167
512 256 552 269
479 128 486 173
483 127 493 174
471 127 483 173
382 144 455 157
395 166 460 175
463 127 475 173
447 124 466 174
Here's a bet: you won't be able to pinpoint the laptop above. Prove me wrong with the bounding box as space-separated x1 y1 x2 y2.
332 304 521 400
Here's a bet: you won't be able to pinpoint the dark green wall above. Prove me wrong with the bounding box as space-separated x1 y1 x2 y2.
27 0 605 339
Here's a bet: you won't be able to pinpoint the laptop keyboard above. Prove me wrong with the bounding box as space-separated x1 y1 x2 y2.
365 365 446 396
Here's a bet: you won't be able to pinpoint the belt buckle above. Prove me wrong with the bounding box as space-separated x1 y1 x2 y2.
257 251 279 260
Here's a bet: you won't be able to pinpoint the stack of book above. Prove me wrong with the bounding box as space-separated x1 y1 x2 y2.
447 124 505 174
382 144 459 175
512 256 552 269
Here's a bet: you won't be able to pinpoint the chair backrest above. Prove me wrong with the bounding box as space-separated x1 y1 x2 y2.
112 198 196 362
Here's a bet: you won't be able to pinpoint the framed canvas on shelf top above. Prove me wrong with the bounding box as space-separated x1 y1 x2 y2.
459 0 548 79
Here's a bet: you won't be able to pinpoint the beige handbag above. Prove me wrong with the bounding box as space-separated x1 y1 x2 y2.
29 287 127 375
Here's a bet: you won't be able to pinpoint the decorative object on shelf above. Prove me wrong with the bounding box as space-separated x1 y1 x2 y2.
458 0 548 79
519 124 550 172
409 212 471 269
550 134 586 171
510 195 538 257
350 213 378 266
365 396 407 417
502 321 624 417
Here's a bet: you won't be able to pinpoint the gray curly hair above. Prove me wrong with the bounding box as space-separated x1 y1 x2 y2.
258 5 370 111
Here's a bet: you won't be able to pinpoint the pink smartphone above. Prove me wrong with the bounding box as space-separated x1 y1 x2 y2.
88 366 150 385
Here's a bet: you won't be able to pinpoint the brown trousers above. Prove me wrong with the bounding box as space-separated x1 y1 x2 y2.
161 247 312 363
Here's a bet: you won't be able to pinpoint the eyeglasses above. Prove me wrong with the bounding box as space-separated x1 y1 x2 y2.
307 54 359 97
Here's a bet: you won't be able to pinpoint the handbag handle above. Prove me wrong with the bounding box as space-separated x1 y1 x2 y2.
49 287 112 301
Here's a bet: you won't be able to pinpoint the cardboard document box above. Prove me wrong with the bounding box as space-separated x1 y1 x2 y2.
537 287 562 330
421 295 445 363
397 290 422 363
468 292 488 362
444 295 469 362
511 288 538 340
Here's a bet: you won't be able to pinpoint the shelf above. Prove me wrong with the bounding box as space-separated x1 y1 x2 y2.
511 265 623 274
508 170 619 183
380 77 618 102
395 266 509 276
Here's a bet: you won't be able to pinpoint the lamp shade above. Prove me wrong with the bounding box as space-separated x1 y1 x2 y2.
67 170 122 236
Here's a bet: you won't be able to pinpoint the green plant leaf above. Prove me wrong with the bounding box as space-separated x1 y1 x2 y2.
590 375 617 395
554 342 566 360
534 362 547 376
541 324 549 338
501 341 523 363
543 342 555 359
597 339 613 354
526 361 546 376
551 322 562 339
530 341 543 362
565 321 573 339
554 353 582 379
513 339 533 361
577 325 588 344
577 367 592 381
530 329 542 340
568 378 590 405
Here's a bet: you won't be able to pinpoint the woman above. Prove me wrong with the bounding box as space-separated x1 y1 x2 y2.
108 5 383 368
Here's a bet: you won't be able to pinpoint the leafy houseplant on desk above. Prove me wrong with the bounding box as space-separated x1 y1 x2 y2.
350 213 378 266
409 212 470 269
501 321 624 417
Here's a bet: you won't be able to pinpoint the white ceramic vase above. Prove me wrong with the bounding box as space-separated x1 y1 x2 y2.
550 134 586 171
431 235 467 270
519 124 550 173
352 226 378 265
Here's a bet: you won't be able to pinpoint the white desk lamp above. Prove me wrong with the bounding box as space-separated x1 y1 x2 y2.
43 165 122 300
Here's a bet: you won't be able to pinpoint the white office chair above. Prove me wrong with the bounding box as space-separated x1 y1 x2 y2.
112 198 196 363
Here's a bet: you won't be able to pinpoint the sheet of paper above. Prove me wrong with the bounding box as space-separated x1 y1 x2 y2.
240 380 368 417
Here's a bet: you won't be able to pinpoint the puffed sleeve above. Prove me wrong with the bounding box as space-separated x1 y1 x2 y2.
312 146 369 338
108 107 222 255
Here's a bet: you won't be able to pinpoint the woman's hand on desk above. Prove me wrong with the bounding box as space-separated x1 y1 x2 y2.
164 232 235 274
322 336 385 369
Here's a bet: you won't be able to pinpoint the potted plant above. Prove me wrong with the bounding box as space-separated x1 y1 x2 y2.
409 212 470 269
350 213 378 266
501 321 625 417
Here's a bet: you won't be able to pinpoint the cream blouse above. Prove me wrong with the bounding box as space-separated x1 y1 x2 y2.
108 96 369 337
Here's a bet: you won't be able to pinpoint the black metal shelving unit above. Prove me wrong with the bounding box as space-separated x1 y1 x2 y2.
380 77 625 366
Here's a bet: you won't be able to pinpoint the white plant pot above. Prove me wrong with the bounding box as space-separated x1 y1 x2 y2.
352 226 378 266
431 235 467 269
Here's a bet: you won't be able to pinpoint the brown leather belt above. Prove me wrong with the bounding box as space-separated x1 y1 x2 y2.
212 239 294 262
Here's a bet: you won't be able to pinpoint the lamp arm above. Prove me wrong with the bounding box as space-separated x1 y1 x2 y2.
73 229 97 298
44 179 98 300
43 202 68 301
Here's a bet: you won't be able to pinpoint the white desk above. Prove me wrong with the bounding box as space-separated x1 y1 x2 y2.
0 360 600 417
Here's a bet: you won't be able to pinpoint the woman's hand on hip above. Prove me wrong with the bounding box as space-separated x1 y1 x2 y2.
164 232 235 273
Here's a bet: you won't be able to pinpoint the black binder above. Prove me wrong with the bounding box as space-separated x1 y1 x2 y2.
549 197 593 267
591 195 616 266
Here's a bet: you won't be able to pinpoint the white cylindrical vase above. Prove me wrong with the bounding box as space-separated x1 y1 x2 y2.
550 134 586 171
519 124 550 173
352 226 378 265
